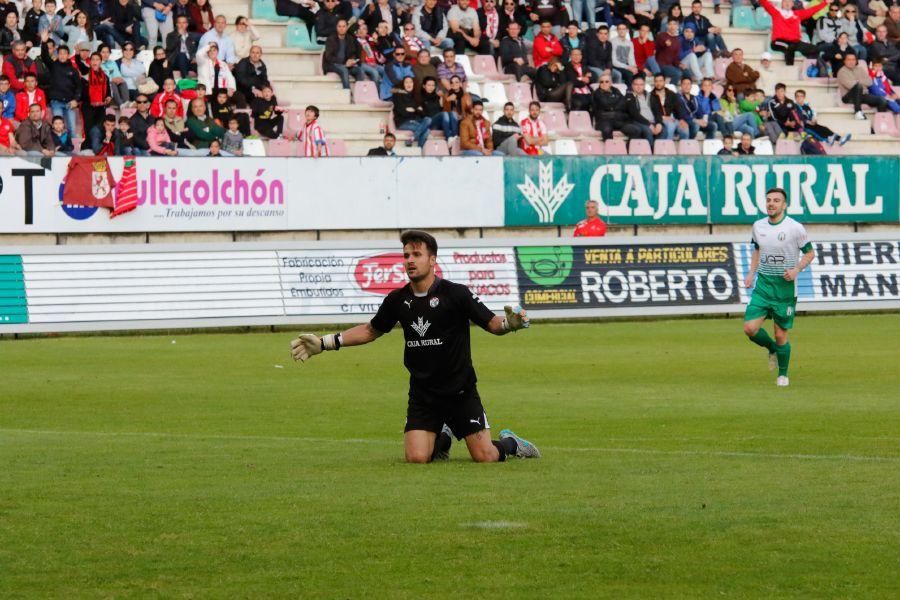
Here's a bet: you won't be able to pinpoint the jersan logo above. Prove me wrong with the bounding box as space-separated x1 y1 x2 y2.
516 161 575 223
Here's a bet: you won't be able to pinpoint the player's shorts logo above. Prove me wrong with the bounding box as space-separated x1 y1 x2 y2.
786 306 794 316
430 297 439 308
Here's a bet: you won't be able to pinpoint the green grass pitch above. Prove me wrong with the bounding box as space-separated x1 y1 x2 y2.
1 314 899 598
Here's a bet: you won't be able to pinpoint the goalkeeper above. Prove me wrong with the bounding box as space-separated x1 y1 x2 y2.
291 230 541 464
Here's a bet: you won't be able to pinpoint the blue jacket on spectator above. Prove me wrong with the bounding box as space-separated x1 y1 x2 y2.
0 89 15 119
379 59 414 101
678 33 703 61
678 92 701 123
696 92 720 118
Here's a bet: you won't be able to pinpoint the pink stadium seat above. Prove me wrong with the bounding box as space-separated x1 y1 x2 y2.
678 140 701 155
267 138 296 156
578 138 604 155
326 139 347 156
714 57 731 80
285 109 305 134
712 83 724 98
872 112 900 136
472 55 507 80
567 111 595 136
542 111 571 135
119 106 137 119
775 139 800 155
653 139 677 155
353 81 391 107
628 139 652 155
72 137 83 152
423 139 450 156
541 102 566 113
505 82 534 106
604 138 627 154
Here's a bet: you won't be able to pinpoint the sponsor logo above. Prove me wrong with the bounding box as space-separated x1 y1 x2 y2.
778 232 786 241
429 297 439 308
353 253 443 296
516 161 575 223
410 316 431 337
518 246 574 286
404 299 412 309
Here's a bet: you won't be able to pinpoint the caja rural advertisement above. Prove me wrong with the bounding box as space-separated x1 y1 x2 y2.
516 243 740 309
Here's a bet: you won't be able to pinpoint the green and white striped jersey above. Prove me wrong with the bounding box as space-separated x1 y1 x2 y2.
751 215 813 299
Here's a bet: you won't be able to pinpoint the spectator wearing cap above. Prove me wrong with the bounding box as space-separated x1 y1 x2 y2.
756 52 779 93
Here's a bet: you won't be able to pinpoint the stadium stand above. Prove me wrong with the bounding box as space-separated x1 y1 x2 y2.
0 0 895 157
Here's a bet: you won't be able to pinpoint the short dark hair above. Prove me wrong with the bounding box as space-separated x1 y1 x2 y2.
118 116 129 124
567 19 579 27
775 82 786 91
400 230 438 256
795 89 806 96
384 132 396 140
529 101 541 110
472 99 484 107
598 25 609 32
103 114 116 124
24 73 36 80
51 115 64 123
766 187 788 201
503 101 515 109
681 76 692 83
305 105 320 118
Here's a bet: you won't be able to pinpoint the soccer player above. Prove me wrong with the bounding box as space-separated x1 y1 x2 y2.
742 188 815 387
290 230 541 463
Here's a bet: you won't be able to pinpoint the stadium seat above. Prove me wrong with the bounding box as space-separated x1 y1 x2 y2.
653 139 677 155
872 112 900 136
774 139 800 155
266 138 295 156
472 55 507 80
252 0 289 21
353 81 391 107
505 82 534 106
703 139 724 155
542 111 571 135
753 138 774 155
480 81 509 108
732 6 755 30
628 139 652 155
326 139 347 156
578 138 604 155
27 46 40 60
119 106 137 119
242 137 267 156
553 139 579 155
455 55 476 80
712 82 724 98
286 24 323 50
613 83 627 95
604 138 627 154
677 140 701 155
753 6 772 30
567 111 595 136
714 57 730 80
423 139 450 156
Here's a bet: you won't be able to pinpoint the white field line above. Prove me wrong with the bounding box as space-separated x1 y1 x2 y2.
1 428 899 463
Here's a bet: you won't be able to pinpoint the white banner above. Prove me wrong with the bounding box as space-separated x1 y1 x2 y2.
0 157 504 232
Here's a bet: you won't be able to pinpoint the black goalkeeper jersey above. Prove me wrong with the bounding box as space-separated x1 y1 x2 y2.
369 277 496 395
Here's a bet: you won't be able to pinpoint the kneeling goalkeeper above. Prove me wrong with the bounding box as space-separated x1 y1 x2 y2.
291 230 541 463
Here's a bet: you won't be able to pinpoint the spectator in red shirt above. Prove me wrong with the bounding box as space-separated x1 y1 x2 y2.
573 200 607 237
759 0 828 66
0 113 21 154
2 42 38 92
151 78 186 117
532 20 562 68
14 73 47 122
633 24 660 78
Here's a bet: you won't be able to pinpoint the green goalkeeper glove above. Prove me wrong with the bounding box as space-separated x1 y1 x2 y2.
502 305 530 332
290 333 342 363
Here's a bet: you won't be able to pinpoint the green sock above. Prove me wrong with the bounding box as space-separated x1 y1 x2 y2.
775 342 791 377
749 328 777 353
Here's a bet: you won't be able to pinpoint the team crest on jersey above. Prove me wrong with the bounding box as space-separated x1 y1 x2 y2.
411 317 431 337
778 232 786 241
429 297 439 308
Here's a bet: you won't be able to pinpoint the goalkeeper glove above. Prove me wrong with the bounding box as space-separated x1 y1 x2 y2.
290 333 342 363
502 305 530 332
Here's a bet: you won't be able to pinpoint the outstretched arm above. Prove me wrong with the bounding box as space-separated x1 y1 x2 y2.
484 305 530 336
290 323 383 363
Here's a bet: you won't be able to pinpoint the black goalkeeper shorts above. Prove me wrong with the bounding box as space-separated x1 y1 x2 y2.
405 384 489 441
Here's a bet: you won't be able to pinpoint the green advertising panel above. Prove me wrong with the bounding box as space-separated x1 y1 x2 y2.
504 156 900 226
0 255 28 324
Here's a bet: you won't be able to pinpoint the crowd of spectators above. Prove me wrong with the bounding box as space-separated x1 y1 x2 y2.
0 0 894 156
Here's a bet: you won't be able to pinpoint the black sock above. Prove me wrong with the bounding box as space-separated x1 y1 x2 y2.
499 436 518 456
431 430 452 460
491 440 507 462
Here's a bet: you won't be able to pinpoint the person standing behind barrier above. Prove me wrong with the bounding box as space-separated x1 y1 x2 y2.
573 201 607 237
